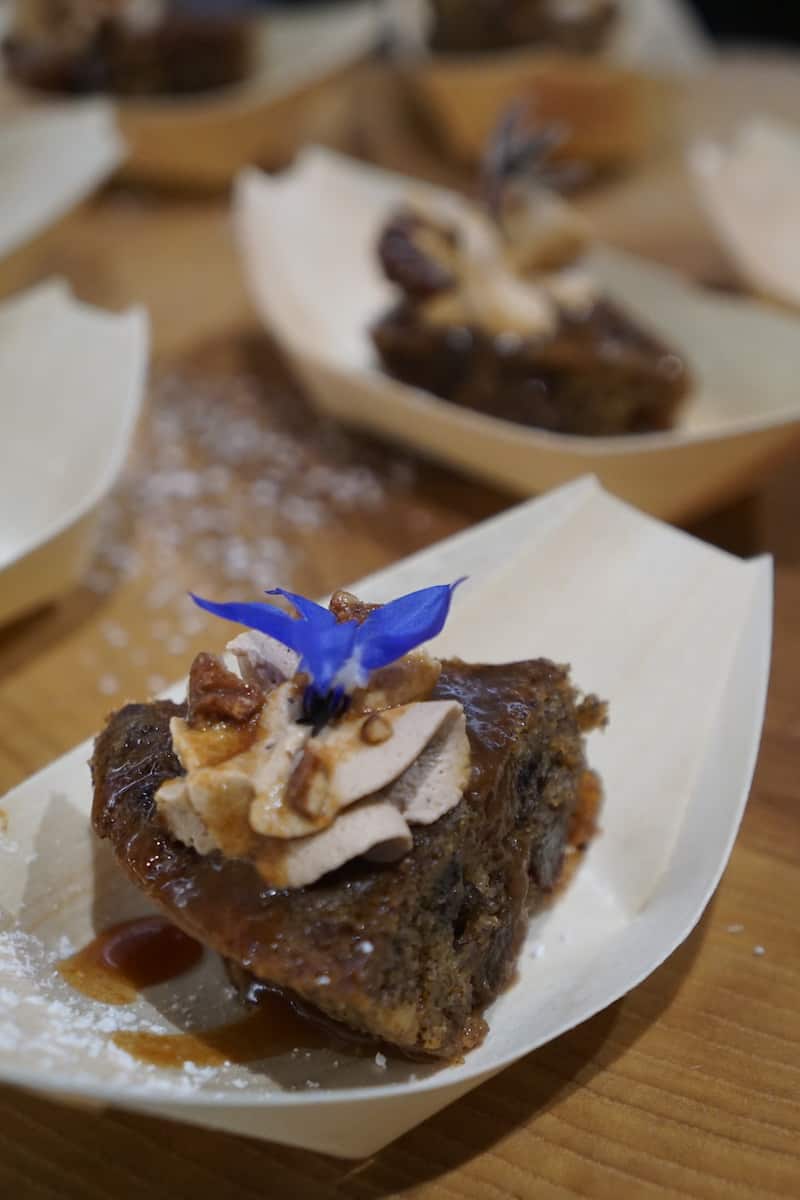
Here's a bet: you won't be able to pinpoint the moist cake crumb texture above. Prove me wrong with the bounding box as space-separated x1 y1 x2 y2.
92 658 605 1059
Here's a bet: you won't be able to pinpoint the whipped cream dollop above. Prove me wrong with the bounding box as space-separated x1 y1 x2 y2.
500 187 591 276
156 631 471 888
411 190 597 340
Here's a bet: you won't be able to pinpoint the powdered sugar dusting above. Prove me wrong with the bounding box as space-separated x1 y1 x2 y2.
0 929 184 1091
0 927 262 1095
0 918 429 1098
76 353 428 699
0 915 436 1099
89 363 396 607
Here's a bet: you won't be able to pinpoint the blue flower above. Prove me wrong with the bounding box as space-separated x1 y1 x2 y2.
190 581 465 724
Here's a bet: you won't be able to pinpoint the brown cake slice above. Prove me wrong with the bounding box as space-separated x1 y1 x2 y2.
373 296 687 436
429 0 618 55
371 208 690 437
92 656 604 1059
3 2 252 96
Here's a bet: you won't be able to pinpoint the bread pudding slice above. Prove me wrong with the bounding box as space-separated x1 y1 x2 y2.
429 0 618 55
373 295 687 437
92 656 604 1059
4 1 252 96
371 204 690 438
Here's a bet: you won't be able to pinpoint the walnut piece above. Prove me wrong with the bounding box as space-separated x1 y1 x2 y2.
328 590 380 625
377 211 461 300
187 652 264 728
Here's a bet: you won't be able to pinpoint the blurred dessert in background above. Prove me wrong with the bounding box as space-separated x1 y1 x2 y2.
371 111 690 436
429 0 619 56
401 0 676 170
3 0 254 95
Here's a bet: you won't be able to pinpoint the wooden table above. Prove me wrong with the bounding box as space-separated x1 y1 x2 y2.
1 62 799 1200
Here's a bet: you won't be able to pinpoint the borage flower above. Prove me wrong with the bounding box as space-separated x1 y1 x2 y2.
190 581 465 731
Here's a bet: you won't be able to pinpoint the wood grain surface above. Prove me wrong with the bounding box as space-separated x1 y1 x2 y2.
1 58 799 1200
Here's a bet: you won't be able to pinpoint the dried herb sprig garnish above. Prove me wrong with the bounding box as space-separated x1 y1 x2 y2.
481 101 587 224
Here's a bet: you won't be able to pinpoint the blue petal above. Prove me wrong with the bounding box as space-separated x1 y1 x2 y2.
354 580 465 674
189 593 309 654
190 591 356 691
192 580 465 704
265 588 336 627
298 621 358 693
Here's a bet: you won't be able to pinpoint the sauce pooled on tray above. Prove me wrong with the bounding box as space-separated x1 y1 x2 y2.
112 993 332 1069
59 918 343 1067
57 916 204 1005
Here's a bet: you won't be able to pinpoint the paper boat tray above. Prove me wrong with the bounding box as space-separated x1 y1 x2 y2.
82 3 377 186
0 100 123 261
234 147 800 523
0 477 771 1156
691 117 800 311
0 280 148 627
0 2 378 187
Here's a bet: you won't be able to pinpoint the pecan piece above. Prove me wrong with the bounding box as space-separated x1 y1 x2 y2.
377 211 460 300
187 652 264 727
328 590 380 625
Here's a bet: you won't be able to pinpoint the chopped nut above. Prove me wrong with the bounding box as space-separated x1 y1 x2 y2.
187 652 264 727
377 211 460 300
328 590 379 625
284 747 329 819
361 714 393 745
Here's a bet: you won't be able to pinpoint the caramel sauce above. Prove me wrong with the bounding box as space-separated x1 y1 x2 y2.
113 991 332 1069
552 769 603 899
60 918 347 1070
58 916 204 1005
570 769 602 852
174 718 258 769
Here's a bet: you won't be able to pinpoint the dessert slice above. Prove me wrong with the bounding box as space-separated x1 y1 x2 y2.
91 585 605 1059
373 280 688 436
370 120 690 437
3 0 253 96
429 0 619 56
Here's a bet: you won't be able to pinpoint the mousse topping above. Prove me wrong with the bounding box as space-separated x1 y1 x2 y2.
156 585 470 888
375 105 598 343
